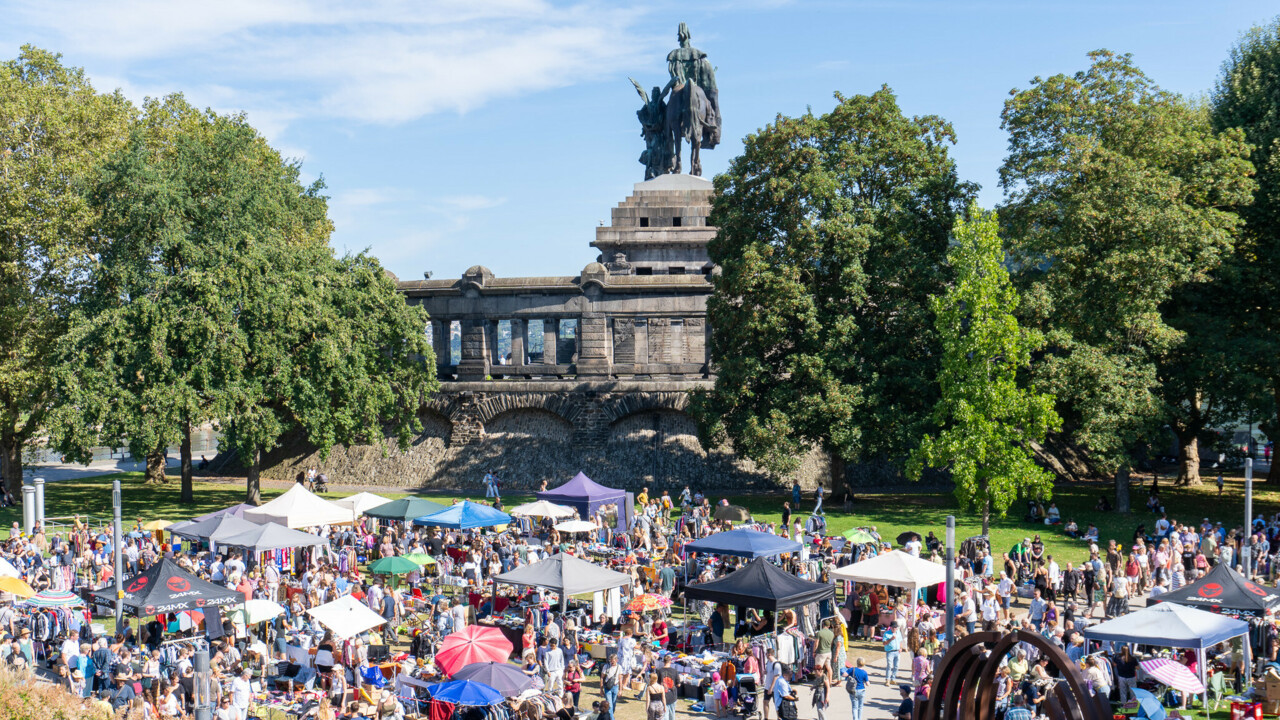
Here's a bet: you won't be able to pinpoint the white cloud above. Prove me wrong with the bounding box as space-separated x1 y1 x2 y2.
439 195 507 212
10 0 655 127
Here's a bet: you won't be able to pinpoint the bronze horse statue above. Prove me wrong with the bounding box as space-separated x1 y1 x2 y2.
665 79 715 176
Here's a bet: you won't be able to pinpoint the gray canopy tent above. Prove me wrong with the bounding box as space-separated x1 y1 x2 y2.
493 552 631 610
216 522 328 556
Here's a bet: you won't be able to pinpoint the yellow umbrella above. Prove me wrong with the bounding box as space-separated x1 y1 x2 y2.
142 520 173 531
0 577 36 598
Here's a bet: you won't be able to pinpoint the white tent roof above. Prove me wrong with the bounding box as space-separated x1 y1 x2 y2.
831 550 948 593
554 520 597 533
306 594 387 639
509 500 576 519
243 484 353 529
0 558 18 578
1082 602 1248 650
495 552 631 597
333 492 392 518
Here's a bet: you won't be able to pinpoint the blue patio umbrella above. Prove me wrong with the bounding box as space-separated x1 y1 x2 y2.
425 679 505 706
1132 688 1166 720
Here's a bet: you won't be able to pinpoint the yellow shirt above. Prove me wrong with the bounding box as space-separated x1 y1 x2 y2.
1008 658 1028 682
637 492 649 507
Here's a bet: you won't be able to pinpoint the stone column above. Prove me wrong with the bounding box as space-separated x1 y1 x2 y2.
685 317 706 373
543 319 559 365
457 319 489 380
487 320 502 366
577 314 610 377
431 319 450 371
510 318 525 367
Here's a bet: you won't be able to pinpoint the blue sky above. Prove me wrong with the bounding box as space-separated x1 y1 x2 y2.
4 1 1277 280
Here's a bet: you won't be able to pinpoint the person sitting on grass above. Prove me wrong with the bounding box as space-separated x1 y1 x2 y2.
1082 524 1099 543
1064 519 1079 539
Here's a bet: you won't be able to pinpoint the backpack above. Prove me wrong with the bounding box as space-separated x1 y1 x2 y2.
845 673 860 695
859 595 871 614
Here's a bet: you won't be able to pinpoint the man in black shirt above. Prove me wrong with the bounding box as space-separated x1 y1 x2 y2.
658 656 680 720
894 685 913 720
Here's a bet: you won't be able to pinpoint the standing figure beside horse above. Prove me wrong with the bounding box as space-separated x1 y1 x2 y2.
630 23 722 179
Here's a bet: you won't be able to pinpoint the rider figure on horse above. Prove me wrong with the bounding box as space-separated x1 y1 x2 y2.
663 22 721 152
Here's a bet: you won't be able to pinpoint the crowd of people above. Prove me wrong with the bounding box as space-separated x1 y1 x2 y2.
0 475 1272 720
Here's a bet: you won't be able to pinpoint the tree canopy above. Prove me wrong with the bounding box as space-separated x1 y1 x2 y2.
907 207 1060 534
0 46 133 498
694 88 973 486
999 50 1254 507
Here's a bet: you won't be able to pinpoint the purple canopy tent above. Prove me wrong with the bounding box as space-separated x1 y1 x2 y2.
536 472 631 532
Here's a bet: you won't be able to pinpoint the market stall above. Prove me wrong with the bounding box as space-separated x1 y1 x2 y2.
305 593 388 639
1082 602 1248 702
831 549 947 614
189 503 256 522
1151 563 1280 619
217 522 328 560
683 556 834 611
167 514 262 544
91 558 243 616
536 472 630 532
412 500 512 530
684 528 802 559
243 484 353 529
364 497 449 522
333 492 392 520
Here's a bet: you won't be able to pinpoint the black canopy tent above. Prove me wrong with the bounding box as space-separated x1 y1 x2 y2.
1152 563 1280 619
683 557 834 611
91 558 243 617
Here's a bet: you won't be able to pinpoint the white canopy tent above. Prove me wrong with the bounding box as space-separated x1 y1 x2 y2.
333 492 392 521
243 484 353 529
306 594 387 639
832 550 948 599
509 500 576 519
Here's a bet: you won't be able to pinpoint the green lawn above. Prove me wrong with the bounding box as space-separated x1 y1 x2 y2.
7 470 1272 570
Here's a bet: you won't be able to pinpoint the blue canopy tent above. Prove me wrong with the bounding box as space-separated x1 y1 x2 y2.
412 501 512 530
684 529 802 559
536 472 630 531
1082 602 1248 703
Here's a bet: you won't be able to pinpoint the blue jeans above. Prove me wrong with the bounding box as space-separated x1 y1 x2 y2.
604 686 618 715
885 651 899 682
849 688 866 720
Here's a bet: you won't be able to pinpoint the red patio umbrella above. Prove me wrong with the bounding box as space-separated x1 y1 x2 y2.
436 625 514 676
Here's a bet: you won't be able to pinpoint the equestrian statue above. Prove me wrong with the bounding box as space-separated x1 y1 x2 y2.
630 23 721 179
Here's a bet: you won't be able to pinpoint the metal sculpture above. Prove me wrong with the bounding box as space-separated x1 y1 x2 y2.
914 630 1111 720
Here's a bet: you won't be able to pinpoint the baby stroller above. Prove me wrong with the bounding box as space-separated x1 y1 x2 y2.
312 473 329 493
735 676 761 720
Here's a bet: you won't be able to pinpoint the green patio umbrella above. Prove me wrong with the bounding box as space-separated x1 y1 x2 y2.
370 556 421 575
403 552 436 566
364 497 449 521
843 529 877 544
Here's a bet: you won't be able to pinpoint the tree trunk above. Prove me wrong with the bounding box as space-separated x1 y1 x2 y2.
180 420 194 504
0 436 21 506
246 445 262 505
1177 433 1202 486
1115 466 1131 513
982 497 990 537
829 454 848 503
144 450 167 485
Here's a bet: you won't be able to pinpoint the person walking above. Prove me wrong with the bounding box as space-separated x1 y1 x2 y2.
846 657 869 720
884 621 901 686
231 669 253 720
601 653 620 716
810 663 830 720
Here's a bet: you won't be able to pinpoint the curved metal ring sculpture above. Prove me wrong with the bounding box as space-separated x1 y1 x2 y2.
914 630 1111 720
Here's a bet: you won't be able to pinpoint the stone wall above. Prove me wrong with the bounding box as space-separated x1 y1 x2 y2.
253 385 832 492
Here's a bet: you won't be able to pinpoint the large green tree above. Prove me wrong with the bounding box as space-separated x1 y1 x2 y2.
1000 51 1254 508
54 95 438 504
907 207 1060 535
0 46 133 500
1211 19 1280 481
693 88 974 488
51 97 269 498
